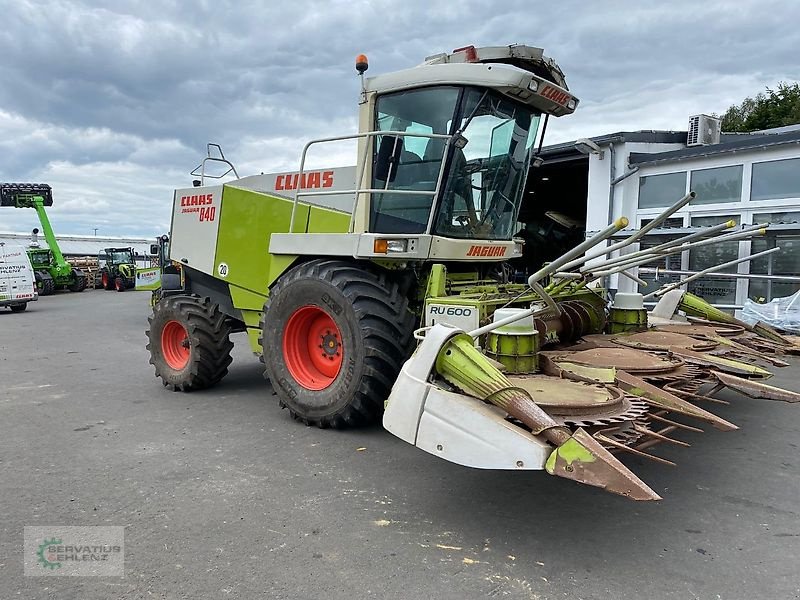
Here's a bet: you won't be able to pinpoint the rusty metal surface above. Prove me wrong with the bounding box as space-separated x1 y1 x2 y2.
711 370 800 403
613 330 718 352
684 317 747 336
656 322 745 337
640 363 705 384
615 370 738 431
545 427 662 501
508 374 651 427
555 347 680 373
668 346 772 378
561 334 620 350
507 375 621 410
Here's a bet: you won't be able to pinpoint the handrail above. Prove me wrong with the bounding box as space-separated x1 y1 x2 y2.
190 144 240 186
288 130 453 233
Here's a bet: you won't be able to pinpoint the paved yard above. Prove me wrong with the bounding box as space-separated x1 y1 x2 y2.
1 291 799 599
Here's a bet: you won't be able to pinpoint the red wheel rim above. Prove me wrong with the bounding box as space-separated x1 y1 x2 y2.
161 320 190 370
282 305 343 390
115 279 121 291
102 273 108 286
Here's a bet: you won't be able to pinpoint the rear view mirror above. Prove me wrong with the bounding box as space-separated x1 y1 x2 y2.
374 135 403 183
149 244 159 256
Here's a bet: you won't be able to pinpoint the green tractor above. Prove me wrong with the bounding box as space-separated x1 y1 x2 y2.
0 184 87 295
100 247 137 292
144 45 800 501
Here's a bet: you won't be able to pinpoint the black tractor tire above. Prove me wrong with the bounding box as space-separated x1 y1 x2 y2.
10 303 27 312
260 259 415 428
68 269 87 292
115 276 126 292
146 295 234 392
101 268 115 290
36 271 55 296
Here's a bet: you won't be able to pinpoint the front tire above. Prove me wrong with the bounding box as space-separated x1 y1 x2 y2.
115 276 125 292
36 271 55 296
146 295 234 391
10 303 27 312
260 259 415 428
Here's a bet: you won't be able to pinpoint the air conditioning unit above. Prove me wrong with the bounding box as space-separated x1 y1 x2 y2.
687 114 721 146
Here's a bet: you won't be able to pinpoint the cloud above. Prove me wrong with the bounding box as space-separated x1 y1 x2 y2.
1 0 798 235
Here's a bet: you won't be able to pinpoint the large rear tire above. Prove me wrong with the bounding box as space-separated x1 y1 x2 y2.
260 259 415 428
101 268 114 290
146 295 234 391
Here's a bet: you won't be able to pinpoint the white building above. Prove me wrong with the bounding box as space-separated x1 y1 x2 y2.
536 122 800 310
0 232 156 266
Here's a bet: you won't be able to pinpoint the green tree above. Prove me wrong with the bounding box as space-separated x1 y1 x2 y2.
720 82 800 132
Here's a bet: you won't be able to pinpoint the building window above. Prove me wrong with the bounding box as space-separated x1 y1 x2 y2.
640 217 685 229
638 172 687 209
751 158 800 201
690 165 743 205
687 214 739 305
749 235 800 302
637 236 683 295
752 211 800 225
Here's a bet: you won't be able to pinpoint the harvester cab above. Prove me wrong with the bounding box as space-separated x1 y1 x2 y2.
0 183 87 294
148 44 800 502
100 247 136 292
268 44 577 266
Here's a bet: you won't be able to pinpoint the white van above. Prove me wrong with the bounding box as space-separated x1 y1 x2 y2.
0 242 38 312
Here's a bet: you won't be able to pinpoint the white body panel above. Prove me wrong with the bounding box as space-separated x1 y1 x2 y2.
269 232 518 262
233 167 357 213
424 303 480 331
383 324 550 470
169 184 224 274
0 244 37 307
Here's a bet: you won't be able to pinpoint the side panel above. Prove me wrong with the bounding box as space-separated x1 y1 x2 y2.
0 245 36 304
233 167 357 214
169 184 224 275
212 184 351 301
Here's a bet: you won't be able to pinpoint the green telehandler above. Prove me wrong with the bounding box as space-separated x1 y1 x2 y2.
100 247 137 292
0 183 87 294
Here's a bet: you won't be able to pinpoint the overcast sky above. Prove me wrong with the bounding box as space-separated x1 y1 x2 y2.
1 0 798 237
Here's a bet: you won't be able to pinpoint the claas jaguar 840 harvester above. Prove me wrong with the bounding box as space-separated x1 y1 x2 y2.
146 45 800 501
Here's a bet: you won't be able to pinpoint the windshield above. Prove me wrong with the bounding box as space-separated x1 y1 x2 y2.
370 85 540 239
434 89 540 240
371 86 460 234
109 251 133 264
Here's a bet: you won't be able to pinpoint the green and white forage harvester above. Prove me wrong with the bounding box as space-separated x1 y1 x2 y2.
147 45 800 501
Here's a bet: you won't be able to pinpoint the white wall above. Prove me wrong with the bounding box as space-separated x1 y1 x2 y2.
605 143 800 305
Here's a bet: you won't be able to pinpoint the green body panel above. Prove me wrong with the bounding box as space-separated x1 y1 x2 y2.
607 308 648 334
545 437 596 473
31 198 71 278
212 185 351 353
485 330 540 374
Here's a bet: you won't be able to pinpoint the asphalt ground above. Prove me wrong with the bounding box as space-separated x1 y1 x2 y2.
1 290 799 600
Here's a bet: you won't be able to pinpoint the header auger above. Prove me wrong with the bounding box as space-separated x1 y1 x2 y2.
145 44 800 501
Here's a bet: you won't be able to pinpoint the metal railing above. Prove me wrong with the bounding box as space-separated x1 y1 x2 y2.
288 130 454 233
190 144 240 186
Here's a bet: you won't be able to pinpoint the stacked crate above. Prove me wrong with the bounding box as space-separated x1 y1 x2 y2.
66 256 101 289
